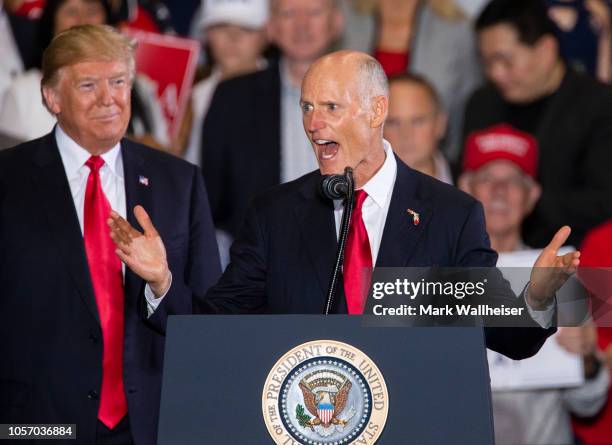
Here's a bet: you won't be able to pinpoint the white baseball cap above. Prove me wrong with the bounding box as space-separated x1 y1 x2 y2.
200 0 269 30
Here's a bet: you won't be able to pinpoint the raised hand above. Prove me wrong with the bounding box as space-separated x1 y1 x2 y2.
529 226 581 309
108 205 171 297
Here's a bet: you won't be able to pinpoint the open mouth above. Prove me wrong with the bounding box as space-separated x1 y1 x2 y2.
314 139 340 161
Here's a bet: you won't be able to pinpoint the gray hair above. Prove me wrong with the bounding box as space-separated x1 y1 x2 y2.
357 57 389 107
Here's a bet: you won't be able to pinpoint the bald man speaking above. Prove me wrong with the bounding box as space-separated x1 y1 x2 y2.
110 51 580 359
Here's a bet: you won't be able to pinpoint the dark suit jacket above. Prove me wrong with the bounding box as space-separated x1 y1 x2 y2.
201 59 281 238
463 69 612 248
0 133 221 444
6 11 38 70
201 158 554 360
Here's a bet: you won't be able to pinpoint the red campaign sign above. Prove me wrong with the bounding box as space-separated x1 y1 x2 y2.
121 28 200 141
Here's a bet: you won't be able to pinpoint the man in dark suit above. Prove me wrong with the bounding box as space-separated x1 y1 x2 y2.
464 0 612 248
201 0 344 239
0 25 220 445
113 51 580 362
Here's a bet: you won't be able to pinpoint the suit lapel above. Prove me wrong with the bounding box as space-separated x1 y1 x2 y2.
32 134 100 324
376 158 432 267
121 141 154 310
293 174 339 307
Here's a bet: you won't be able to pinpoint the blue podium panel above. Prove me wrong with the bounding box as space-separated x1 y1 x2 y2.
158 315 494 444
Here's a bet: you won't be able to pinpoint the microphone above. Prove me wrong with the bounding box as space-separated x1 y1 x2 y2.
320 167 354 314
321 173 350 200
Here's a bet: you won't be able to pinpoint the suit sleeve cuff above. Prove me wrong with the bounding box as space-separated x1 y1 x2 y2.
523 283 556 328
144 272 172 318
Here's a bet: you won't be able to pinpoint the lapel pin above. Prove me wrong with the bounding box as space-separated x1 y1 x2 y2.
407 208 420 226
138 175 149 186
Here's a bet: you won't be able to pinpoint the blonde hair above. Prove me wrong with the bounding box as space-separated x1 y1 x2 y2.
353 0 465 21
41 24 137 88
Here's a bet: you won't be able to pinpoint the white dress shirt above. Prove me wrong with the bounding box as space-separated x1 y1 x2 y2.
333 140 397 264
333 139 554 327
55 125 163 315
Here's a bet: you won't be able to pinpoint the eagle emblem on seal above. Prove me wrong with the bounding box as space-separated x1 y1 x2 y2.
296 370 352 430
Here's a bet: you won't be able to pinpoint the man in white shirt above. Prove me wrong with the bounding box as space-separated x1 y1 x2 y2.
112 50 577 339
0 24 220 445
201 0 344 239
109 52 586 441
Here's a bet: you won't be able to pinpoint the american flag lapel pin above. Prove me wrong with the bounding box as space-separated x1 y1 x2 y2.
138 175 149 186
407 208 420 226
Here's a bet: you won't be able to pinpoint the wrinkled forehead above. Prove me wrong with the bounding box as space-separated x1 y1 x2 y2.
53 58 131 88
302 62 360 100
65 57 129 74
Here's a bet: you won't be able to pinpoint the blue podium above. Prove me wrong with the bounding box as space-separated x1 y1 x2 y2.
157 315 494 444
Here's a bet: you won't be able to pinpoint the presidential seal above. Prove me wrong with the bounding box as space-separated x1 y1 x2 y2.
262 340 388 445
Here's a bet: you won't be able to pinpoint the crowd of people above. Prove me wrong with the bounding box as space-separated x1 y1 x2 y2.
1 0 612 444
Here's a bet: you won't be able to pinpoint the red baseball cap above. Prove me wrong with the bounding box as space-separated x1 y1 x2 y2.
463 124 538 178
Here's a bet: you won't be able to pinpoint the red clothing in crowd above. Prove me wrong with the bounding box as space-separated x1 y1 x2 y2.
11 0 161 34
374 49 410 77
573 221 612 445
118 5 160 33
10 0 44 18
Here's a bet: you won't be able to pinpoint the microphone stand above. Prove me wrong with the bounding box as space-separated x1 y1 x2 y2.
324 167 354 314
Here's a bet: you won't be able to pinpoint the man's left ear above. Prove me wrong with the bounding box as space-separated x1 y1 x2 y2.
371 96 388 129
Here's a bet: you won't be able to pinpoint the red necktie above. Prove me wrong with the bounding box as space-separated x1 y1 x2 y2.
344 190 373 314
83 156 127 429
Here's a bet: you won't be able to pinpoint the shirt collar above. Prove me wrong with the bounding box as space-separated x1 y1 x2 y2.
360 139 397 209
55 124 123 180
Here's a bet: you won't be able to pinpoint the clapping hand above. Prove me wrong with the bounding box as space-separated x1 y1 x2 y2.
108 205 171 297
